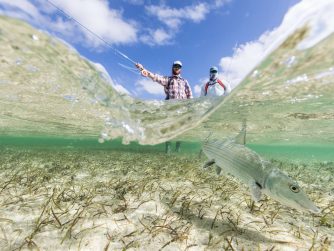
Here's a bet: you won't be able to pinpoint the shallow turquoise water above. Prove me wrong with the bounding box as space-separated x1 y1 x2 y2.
248 144 334 162
1 136 334 162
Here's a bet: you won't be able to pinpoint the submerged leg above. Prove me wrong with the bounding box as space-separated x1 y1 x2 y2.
202 159 215 169
235 119 247 145
175 141 181 152
165 141 171 154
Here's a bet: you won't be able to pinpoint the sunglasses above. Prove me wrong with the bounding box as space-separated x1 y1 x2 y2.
210 70 218 73
173 65 182 69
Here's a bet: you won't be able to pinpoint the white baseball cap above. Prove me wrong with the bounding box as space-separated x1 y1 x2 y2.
210 66 218 72
172 60 182 67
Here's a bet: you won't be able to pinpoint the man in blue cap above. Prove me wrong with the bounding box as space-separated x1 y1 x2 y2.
201 66 231 97
136 61 193 153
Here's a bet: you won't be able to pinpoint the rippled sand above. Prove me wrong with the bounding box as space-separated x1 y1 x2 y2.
0 147 333 250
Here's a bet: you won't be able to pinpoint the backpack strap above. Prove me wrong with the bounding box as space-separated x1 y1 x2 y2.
217 79 226 91
205 79 226 95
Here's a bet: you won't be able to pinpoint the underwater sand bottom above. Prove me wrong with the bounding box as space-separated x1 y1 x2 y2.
0 147 333 250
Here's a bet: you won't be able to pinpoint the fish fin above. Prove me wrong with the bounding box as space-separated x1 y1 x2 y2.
235 119 247 145
250 181 262 202
202 159 215 169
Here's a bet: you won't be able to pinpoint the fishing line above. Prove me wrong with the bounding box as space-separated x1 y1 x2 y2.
118 63 140 75
45 0 137 65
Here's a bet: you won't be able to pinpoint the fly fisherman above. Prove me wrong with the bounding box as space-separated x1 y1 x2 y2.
201 66 231 97
135 61 193 154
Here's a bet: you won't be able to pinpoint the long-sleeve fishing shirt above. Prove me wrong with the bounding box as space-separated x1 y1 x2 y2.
152 74 193 100
201 78 231 97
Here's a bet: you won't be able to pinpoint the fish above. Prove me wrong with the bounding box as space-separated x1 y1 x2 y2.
201 121 320 214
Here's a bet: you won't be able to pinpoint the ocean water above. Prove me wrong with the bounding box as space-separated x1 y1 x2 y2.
1 15 334 250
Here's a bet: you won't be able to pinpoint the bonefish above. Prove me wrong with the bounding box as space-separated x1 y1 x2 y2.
202 122 320 214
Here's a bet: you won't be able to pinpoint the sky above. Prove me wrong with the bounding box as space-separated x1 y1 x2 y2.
0 0 333 100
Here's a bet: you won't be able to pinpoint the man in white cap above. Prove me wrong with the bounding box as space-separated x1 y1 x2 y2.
136 61 192 100
136 61 193 153
201 66 231 97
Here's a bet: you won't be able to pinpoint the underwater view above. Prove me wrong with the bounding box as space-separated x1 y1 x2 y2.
1 1 334 250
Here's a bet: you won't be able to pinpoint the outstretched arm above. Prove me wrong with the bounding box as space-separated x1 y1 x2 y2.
135 63 155 79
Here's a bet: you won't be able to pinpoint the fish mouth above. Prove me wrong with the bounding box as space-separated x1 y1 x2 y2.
294 199 321 214
309 206 321 214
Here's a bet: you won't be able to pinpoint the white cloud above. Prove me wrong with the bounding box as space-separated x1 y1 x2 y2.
219 0 334 89
135 78 165 96
146 3 210 29
142 2 231 46
0 0 40 18
220 40 265 88
139 28 172 46
214 0 232 8
194 84 202 97
141 2 214 46
91 62 131 95
51 0 137 46
113 83 131 95
0 0 231 49
0 0 138 47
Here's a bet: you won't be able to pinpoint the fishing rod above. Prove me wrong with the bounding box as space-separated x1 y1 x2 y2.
45 0 138 66
118 63 140 75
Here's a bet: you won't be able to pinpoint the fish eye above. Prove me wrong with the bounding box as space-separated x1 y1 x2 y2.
289 184 300 193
